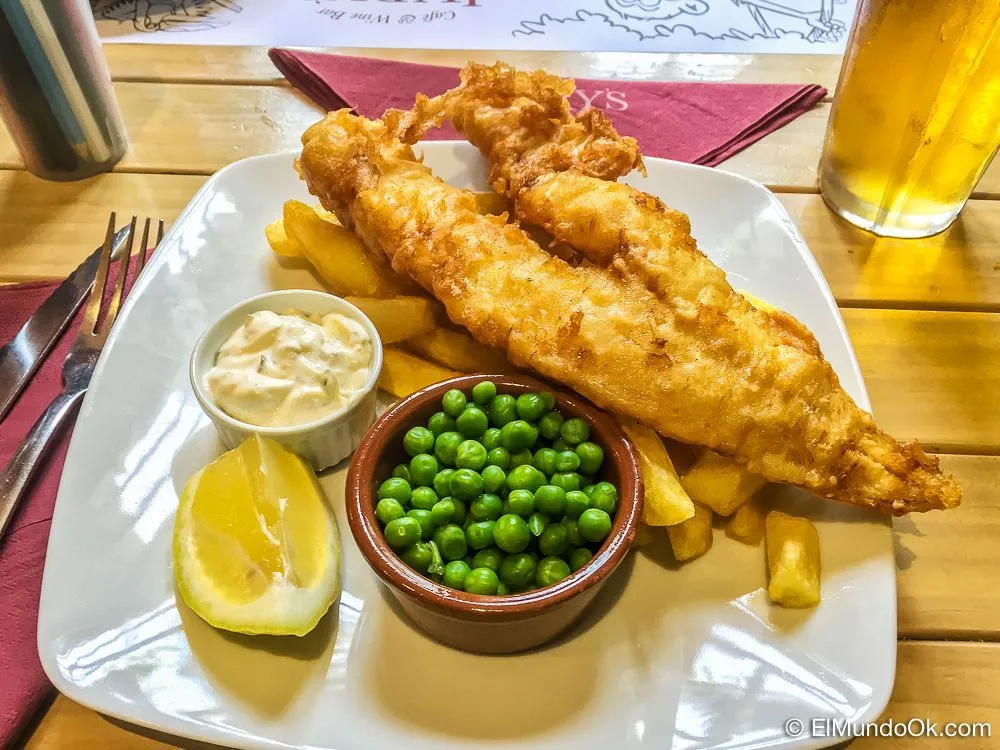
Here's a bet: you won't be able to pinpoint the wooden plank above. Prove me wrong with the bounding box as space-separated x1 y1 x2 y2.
843 308 1000 455
27 642 1000 748
0 171 206 282
853 642 1000 749
102 45 844 90
5 175 1000 314
777 194 1000 312
1 81 996 195
0 83 317 177
898 454 1000 639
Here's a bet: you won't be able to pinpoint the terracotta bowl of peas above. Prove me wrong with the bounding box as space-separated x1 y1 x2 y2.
346 374 643 654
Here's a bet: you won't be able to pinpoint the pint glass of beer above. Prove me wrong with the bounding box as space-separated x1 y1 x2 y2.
819 0 1000 238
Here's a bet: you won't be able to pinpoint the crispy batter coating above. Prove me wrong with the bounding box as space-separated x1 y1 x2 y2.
298 102 961 514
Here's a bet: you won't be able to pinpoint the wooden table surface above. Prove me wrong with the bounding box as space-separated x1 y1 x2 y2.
8 46 998 749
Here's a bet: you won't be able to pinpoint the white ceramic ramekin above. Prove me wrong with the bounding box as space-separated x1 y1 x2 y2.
189 289 383 470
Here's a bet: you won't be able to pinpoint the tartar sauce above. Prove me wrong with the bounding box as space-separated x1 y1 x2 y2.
205 309 373 427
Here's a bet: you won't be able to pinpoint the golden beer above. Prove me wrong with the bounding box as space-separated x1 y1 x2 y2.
820 0 1000 237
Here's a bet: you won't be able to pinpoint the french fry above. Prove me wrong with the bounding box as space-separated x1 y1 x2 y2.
264 219 303 257
666 502 713 562
633 522 656 547
283 200 412 298
379 346 459 398
618 417 695 526
679 450 767 517
406 328 514 373
737 290 778 313
726 495 767 545
346 296 437 344
765 511 821 608
473 191 509 215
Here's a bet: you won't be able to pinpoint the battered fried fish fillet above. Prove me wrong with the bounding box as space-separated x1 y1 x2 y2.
297 107 961 515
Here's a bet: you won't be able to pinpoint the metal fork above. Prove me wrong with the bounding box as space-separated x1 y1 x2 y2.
0 213 164 541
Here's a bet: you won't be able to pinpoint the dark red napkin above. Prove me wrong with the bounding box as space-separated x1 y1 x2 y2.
0 257 145 747
268 50 825 167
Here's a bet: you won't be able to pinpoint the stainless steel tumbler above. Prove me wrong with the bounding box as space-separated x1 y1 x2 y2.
0 0 127 181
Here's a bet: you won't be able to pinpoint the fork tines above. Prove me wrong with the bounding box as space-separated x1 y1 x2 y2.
81 213 164 342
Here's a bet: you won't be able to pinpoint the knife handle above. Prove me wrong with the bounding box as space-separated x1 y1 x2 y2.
0 388 85 541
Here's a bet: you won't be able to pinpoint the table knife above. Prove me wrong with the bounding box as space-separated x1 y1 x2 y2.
0 225 129 424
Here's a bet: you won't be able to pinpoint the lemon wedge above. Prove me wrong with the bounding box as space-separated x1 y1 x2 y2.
173 435 340 636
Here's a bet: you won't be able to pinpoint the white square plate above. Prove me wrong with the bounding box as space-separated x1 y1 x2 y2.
38 144 896 750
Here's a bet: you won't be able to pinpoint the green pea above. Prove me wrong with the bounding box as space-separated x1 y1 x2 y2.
427 411 456 437
569 547 593 572
472 380 497 405
472 547 505 572
507 464 546 492
391 464 411 482
551 472 582 492
378 477 411 504
434 431 464 466
532 447 557 476
575 441 604 475
431 498 457 526
406 509 434 540
403 426 435 457
410 486 438 511
433 524 468 561
449 468 484 500
409 453 439 487
454 440 487 471
527 512 548 537
582 483 599 500
433 468 455 497
499 552 536 588
462 555 475 568
465 520 497 550
560 417 590 446
506 489 535 517
451 497 467 525
516 392 548 422
562 517 583 546
470 493 503 522
510 449 534 469
400 541 433 573
481 464 506 493
428 540 445 578
464 567 500 595
384 517 421 549
565 490 590 519
538 410 565 441
534 484 567 516
485 447 511 470
442 560 471 589
487 394 517 427
456 406 489 438
500 420 539 452
494 513 530 553
442 389 467 418
590 481 618 514
538 523 570 556
555 450 581 473
535 556 571 587
376 497 406 526
481 427 502 451
496 581 510 595
578 508 613 542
